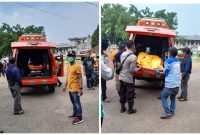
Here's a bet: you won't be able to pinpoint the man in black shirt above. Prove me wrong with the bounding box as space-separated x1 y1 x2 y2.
83 51 95 90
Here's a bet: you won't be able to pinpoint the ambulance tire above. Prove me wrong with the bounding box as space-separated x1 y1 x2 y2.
48 85 55 93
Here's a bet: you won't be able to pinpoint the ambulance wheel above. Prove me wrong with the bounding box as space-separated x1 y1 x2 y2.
48 85 55 93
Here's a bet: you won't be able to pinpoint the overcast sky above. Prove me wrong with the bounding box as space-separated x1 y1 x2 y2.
0 2 99 44
131 4 200 35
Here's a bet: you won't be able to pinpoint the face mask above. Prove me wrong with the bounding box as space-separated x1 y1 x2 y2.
67 57 75 63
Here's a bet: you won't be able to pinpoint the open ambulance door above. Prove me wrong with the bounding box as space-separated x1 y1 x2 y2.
55 55 64 77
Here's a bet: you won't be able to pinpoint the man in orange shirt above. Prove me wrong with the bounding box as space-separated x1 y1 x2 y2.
54 60 62 87
63 50 83 125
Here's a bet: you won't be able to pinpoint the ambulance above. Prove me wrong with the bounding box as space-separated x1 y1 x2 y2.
125 18 176 82
11 35 64 93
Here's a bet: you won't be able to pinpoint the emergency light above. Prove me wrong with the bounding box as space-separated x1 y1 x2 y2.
18 35 46 42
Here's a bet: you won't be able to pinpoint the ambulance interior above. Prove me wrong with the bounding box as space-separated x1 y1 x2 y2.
17 49 52 78
134 35 169 70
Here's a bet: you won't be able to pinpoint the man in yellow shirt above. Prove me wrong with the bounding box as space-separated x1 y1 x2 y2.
63 50 83 125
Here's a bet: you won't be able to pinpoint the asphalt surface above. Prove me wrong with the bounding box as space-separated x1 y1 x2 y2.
102 63 200 133
0 67 99 133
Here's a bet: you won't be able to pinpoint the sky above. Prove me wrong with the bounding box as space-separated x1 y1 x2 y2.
0 2 99 44
127 4 200 35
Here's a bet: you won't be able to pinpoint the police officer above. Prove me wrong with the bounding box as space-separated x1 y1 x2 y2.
5 57 24 115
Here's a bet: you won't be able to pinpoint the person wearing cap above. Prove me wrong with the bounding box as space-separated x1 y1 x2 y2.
119 41 140 114
63 50 84 125
178 47 192 101
101 39 114 126
114 41 126 95
5 57 24 115
83 50 95 90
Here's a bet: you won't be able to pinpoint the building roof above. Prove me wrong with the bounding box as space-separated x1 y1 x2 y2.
178 35 200 41
68 37 87 41
56 43 76 48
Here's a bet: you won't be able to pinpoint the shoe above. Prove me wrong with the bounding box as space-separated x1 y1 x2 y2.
72 117 84 125
14 110 24 115
103 98 110 103
68 112 76 118
177 96 182 99
127 103 137 114
160 113 172 119
120 104 127 113
91 87 95 90
127 108 137 114
179 98 187 101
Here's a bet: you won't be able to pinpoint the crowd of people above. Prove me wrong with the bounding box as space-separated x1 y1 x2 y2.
101 39 192 125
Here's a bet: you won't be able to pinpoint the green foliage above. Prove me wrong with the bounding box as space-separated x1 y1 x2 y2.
91 25 99 48
154 9 178 30
102 4 178 44
0 23 45 59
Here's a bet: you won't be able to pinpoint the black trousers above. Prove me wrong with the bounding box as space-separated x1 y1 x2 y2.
101 78 107 101
101 117 103 127
119 81 135 104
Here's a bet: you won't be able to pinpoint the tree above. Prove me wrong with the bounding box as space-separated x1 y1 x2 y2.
154 9 178 30
0 23 45 58
101 4 131 44
101 4 178 44
91 25 99 48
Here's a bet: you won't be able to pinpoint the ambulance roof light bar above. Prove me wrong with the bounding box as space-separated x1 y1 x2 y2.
18 34 46 42
142 17 165 22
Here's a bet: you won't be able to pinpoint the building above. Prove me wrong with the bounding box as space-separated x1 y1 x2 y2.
55 43 76 55
68 35 91 54
175 35 200 52
55 35 92 55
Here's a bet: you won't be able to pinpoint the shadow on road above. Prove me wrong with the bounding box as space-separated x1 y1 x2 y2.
135 80 162 91
21 86 53 96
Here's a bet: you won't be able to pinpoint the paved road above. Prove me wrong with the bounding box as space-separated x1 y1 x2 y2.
0 71 99 133
102 63 200 133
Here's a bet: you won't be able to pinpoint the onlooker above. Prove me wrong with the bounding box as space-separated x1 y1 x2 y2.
119 41 139 114
5 57 24 115
54 60 62 87
63 50 84 125
101 41 114 102
2 60 7 77
0 61 3 77
178 47 192 101
159 47 181 119
83 51 95 90
101 39 114 126
114 42 126 95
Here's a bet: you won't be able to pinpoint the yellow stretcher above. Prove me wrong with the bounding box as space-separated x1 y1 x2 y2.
137 52 163 70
